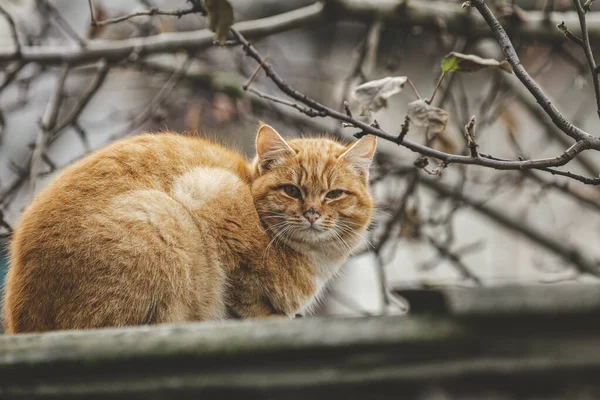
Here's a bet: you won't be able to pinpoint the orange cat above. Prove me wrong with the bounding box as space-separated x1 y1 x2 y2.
2 124 376 333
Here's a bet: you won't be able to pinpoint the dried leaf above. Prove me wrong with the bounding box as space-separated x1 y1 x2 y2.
204 0 234 45
351 76 408 113
413 156 429 169
406 99 449 134
441 52 512 74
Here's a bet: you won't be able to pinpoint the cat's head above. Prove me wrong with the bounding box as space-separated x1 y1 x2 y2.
251 123 376 254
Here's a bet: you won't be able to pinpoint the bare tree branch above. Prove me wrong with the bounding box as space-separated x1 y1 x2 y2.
1 60 109 206
475 42 600 177
571 0 600 118
6 1 600 67
472 0 592 143
525 170 600 212
231 27 600 180
419 176 600 277
0 3 324 66
327 0 600 42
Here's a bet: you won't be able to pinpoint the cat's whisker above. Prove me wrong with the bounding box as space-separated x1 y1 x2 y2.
336 219 365 228
266 221 291 235
262 216 288 222
257 210 289 216
334 221 374 250
258 212 288 217
330 229 353 255
263 222 298 262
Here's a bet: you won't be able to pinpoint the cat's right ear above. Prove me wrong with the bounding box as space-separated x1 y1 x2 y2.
255 123 296 174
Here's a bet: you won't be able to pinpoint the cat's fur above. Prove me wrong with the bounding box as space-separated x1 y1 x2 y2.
2 124 376 333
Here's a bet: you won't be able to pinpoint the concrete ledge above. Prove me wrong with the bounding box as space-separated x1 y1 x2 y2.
2 310 600 399
393 283 600 316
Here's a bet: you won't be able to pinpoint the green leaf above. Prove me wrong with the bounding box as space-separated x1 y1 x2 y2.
441 52 513 74
441 55 460 73
204 0 234 45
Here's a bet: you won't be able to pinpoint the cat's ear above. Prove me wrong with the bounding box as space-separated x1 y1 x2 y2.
339 135 377 179
255 123 296 173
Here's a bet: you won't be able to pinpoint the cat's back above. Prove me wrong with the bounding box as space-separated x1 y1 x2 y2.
18 132 249 221
11 133 250 256
3 133 250 333
43 133 249 200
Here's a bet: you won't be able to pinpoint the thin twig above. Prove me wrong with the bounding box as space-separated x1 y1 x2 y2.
427 72 446 104
0 61 24 95
339 25 371 108
0 5 21 58
406 78 422 100
374 171 419 254
363 20 381 77
0 209 12 234
375 253 391 311
48 59 109 139
426 235 483 285
525 170 600 212
72 122 91 152
40 0 87 48
398 115 410 143
584 0 596 12
247 87 326 118
464 115 479 158
243 55 270 90
87 0 96 25
109 55 192 140
92 4 206 27
557 21 584 46
30 64 70 195
541 166 600 184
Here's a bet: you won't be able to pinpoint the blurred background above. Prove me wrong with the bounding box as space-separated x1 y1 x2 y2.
1 0 600 320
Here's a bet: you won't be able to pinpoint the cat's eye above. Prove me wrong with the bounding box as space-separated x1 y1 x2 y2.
282 185 302 199
326 190 344 200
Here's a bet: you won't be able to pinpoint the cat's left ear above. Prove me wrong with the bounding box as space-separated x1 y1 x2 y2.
255 123 296 174
339 135 377 179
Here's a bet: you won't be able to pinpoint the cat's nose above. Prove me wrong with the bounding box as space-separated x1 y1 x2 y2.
303 209 320 225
